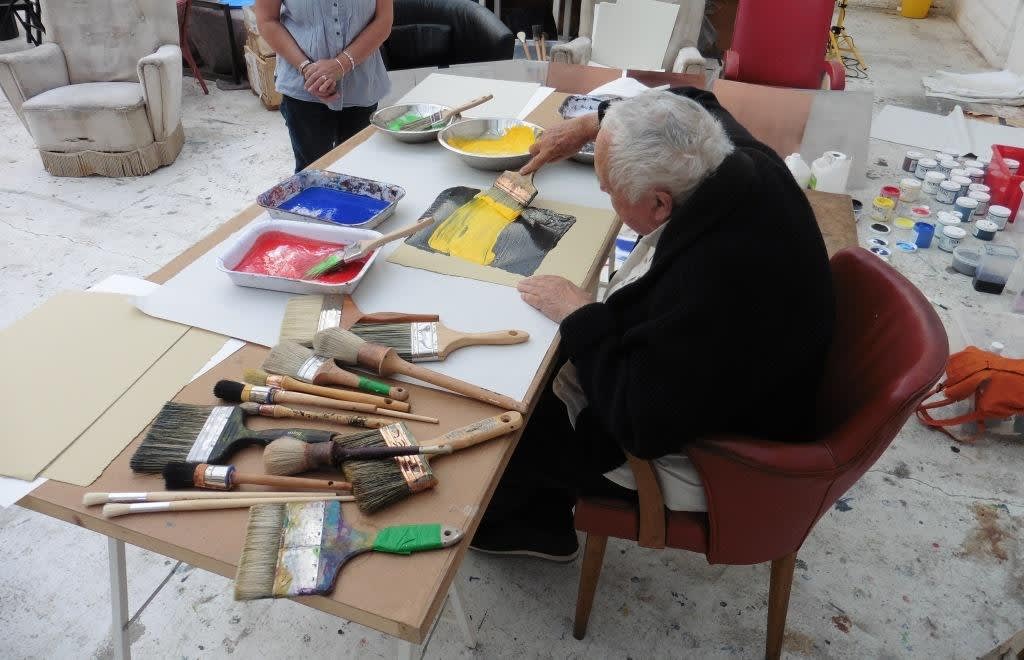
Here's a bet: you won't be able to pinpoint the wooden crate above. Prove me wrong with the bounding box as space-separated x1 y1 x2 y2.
244 45 281 110
242 7 276 58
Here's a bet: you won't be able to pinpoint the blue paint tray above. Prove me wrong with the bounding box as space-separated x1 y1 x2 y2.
257 169 405 229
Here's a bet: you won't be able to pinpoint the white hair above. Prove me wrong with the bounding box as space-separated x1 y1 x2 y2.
601 91 734 204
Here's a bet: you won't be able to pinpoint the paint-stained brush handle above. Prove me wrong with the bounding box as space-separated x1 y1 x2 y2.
423 412 523 453
241 402 394 429
264 374 410 412
350 216 434 259
101 496 354 518
319 365 409 401
82 491 338 506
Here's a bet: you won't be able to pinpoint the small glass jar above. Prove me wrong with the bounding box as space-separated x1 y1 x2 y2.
899 178 921 202
936 180 960 204
987 205 1012 230
967 190 990 216
871 196 895 223
922 171 946 194
953 196 979 220
965 167 985 183
937 225 967 252
950 175 972 197
902 151 923 173
915 157 938 180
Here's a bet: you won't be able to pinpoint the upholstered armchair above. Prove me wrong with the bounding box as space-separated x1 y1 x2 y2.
0 0 184 177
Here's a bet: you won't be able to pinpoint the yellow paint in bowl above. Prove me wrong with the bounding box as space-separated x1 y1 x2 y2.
894 217 916 230
447 125 536 156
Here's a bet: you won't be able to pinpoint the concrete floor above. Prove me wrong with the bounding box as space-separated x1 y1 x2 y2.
2 6 1024 659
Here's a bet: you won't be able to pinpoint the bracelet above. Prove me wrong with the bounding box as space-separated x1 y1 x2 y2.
334 56 348 75
342 49 356 72
299 59 312 75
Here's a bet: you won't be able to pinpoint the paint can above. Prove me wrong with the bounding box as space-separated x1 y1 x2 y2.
973 219 998 241
902 151 923 172
953 196 979 220
937 225 967 252
937 158 959 176
914 221 935 248
868 221 892 235
914 157 938 180
968 191 990 216
871 196 895 223
936 180 960 205
922 171 945 195
952 245 981 276
851 198 863 221
987 205 1011 230
963 158 984 172
965 167 985 183
950 175 972 197
880 185 901 204
936 210 963 226
899 178 921 202
968 182 990 195
948 167 969 180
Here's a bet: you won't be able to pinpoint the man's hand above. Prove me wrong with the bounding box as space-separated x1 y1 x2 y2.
517 275 594 323
519 113 600 175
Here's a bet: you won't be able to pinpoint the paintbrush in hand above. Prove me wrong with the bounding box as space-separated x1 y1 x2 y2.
278 294 439 347
305 217 433 279
313 328 528 412
244 368 409 411
239 401 394 430
162 461 350 492
234 500 462 600
102 495 353 519
264 341 409 401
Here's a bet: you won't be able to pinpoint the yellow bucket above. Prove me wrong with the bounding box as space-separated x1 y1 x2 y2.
900 0 933 18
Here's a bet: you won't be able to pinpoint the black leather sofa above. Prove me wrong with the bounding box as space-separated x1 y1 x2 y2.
382 0 515 70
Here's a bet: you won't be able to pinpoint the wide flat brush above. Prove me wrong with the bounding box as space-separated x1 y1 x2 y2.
239 401 393 430
102 496 353 519
264 341 409 401
278 293 439 348
305 217 434 279
129 402 334 474
484 169 537 218
234 499 463 600
84 491 337 506
244 368 409 412
313 328 527 413
350 321 529 362
162 461 350 492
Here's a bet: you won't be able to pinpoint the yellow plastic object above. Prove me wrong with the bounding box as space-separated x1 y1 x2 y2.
900 0 932 18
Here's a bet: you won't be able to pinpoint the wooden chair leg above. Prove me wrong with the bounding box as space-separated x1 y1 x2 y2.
765 551 797 660
572 533 608 640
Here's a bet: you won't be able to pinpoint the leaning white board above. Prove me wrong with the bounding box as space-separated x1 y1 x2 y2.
871 104 1024 157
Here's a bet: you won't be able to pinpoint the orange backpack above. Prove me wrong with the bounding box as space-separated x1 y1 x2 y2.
917 345 1024 442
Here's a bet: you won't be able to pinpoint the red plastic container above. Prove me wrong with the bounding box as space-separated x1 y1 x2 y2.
984 144 1024 223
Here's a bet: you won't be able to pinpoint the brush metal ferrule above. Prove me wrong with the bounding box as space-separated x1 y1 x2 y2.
198 464 234 490
380 424 434 493
127 502 171 513
297 355 328 382
185 406 235 463
247 385 275 404
106 492 149 503
316 296 344 333
408 322 439 361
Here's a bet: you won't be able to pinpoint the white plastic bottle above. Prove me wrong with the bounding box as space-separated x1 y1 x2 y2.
784 153 812 188
808 151 852 193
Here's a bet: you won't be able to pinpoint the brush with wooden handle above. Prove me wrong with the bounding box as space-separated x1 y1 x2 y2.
244 368 409 412
238 401 394 430
162 461 350 492
312 328 528 413
399 94 493 132
264 341 409 401
101 496 354 518
350 322 529 362
306 217 435 279
214 380 439 424
83 491 339 506
278 294 439 347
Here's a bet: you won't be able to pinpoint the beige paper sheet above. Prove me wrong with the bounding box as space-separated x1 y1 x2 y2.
42 327 227 487
0 292 190 480
386 198 618 287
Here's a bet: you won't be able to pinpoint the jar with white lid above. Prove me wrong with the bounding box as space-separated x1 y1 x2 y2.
987 205 1011 230
968 190 990 216
937 158 958 176
936 210 962 226
914 157 938 179
950 175 972 196
963 158 984 171
949 167 969 180
899 177 921 202
922 171 946 194
968 182 990 195
936 180 960 204
965 167 985 183
937 225 967 252
953 196 979 220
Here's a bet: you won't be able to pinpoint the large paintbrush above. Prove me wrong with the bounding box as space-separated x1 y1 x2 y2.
162 461 350 492
349 322 529 362
102 495 353 519
243 368 408 411
264 341 409 401
84 491 338 506
129 402 335 473
263 412 522 513
312 328 527 413
278 294 439 347
305 217 434 279
234 499 463 600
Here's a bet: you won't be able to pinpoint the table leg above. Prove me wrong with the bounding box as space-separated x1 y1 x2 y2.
448 583 477 649
107 537 131 660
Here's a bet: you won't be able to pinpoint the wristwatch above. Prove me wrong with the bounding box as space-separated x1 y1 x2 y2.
597 98 616 124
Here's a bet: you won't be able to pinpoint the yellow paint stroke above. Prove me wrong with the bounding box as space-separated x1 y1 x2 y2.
428 193 521 265
447 125 536 156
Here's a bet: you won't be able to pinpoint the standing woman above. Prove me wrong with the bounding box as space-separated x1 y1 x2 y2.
255 0 392 172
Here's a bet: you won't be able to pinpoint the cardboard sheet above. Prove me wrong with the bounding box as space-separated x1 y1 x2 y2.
871 104 1024 157
397 73 541 119
0 292 190 480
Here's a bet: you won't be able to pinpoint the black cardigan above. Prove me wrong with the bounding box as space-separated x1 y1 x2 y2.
560 87 835 473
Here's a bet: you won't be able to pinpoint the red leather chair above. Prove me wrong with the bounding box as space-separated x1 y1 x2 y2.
723 0 845 90
571 248 948 659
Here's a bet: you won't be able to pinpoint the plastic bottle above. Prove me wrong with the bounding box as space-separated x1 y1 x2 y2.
784 153 812 188
808 151 852 194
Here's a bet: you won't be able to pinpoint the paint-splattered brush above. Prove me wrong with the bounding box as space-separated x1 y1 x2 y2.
398 94 493 131
484 170 537 217
129 402 334 474
264 341 409 401
102 495 353 519
313 328 528 413
350 321 528 362
243 368 409 412
84 491 337 506
305 217 433 279
238 401 393 430
234 499 463 600
162 461 350 492
278 294 438 348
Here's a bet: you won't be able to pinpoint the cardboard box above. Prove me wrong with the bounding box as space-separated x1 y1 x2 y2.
242 7 276 57
244 45 281 110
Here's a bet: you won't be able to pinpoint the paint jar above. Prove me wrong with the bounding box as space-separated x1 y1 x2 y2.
937 225 967 252
937 158 959 176
869 245 892 262
936 180 960 205
894 241 918 257
893 216 916 239
922 171 946 195
899 178 921 202
953 196 979 221
914 158 938 180
940 148 961 161
914 221 935 248
973 244 1019 294
965 167 985 183
950 175 972 197
968 190 991 216
935 210 963 227
952 245 981 276
968 182 990 195
949 167 969 181
868 221 891 236
973 219 998 241
866 236 889 249
902 151 923 172
963 158 984 172
880 185 901 204
1005 158 1020 175
987 205 1011 230
871 196 895 223
851 198 863 221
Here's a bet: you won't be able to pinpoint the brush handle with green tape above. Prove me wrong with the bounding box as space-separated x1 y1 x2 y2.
372 524 463 554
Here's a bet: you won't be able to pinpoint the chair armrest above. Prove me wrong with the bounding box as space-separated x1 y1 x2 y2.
670 46 704 74
550 37 592 66
0 43 69 126
137 45 183 141
824 59 846 91
722 49 739 80
625 453 665 549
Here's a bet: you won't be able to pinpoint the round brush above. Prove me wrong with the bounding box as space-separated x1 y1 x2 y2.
262 434 446 476
162 461 351 491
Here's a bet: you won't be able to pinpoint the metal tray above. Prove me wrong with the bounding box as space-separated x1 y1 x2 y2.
558 94 619 165
256 169 405 229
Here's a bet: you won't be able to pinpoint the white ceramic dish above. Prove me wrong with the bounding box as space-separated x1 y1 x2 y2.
217 219 381 295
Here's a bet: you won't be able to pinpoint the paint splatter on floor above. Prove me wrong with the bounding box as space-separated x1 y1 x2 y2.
892 461 912 478
832 615 852 633
960 502 1013 561
783 630 817 655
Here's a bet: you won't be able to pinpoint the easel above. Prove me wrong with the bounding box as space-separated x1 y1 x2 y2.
829 1 866 70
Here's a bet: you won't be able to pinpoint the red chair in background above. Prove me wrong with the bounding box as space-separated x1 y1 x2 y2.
723 0 845 90
571 248 948 659
176 0 209 94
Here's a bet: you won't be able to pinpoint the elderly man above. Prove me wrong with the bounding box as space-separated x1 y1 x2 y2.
470 88 835 561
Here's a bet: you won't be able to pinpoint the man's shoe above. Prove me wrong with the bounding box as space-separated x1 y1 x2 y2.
469 522 580 562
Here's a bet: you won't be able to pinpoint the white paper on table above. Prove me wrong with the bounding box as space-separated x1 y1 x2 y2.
397 73 541 119
190 339 246 382
136 131 611 403
518 86 556 120
871 104 1024 157
588 77 668 98
0 476 46 508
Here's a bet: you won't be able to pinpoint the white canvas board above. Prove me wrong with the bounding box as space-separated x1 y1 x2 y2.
397 73 541 119
871 104 1024 157
591 0 679 70
137 132 611 403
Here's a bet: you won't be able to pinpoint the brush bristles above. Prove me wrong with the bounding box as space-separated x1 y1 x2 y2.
263 341 316 379
279 295 327 346
243 369 269 386
311 328 363 364
263 437 317 475
130 403 219 473
342 460 415 513
162 461 200 489
234 503 287 600
350 323 413 359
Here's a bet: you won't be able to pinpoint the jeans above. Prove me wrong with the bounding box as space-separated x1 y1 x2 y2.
279 95 377 172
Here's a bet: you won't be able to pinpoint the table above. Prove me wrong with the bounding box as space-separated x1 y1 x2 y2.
17 61 858 660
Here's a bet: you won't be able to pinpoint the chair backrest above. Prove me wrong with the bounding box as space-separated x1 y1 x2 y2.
726 0 834 89
42 0 178 84
385 0 513 70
